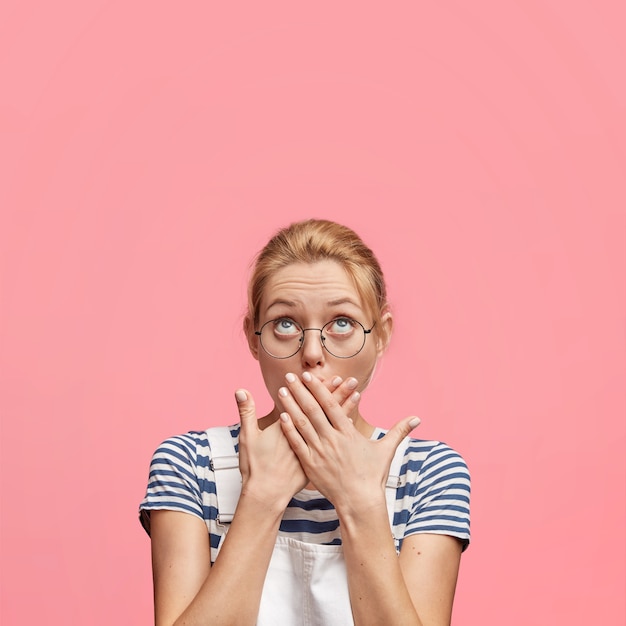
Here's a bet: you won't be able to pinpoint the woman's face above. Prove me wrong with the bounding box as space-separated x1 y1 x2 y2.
248 260 390 413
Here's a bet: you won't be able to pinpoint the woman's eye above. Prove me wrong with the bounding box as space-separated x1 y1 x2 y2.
274 319 300 335
327 318 355 334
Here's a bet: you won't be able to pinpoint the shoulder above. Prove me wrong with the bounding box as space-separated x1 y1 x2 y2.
401 438 471 549
139 425 241 536
374 429 471 547
405 439 470 477
401 438 471 502
151 424 241 465
153 430 208 458
374 428 470 476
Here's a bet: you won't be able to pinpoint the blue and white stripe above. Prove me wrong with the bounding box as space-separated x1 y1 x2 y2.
139 425 470 562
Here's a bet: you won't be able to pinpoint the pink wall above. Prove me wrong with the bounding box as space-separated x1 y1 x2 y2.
1 3 624 624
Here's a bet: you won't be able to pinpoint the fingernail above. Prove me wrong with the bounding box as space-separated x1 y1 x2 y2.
346 378 358 390
285 372 297 383
279 387 289 397
280 412 290 422
409 417 421 428
331 376 343 386
302 371 313 382
235 390 247 403
350 391 360 402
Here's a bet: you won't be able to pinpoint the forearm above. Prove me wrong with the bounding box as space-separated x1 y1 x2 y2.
338 498 423 626
172 491 285 626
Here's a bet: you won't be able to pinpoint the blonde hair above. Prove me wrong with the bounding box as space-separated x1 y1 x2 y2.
245 219 390 346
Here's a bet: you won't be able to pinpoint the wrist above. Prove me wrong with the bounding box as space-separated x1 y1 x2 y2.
334 489 388 529
239 481 291 516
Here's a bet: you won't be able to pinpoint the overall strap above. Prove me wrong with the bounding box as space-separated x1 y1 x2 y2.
385 436 410 529
205 426 241 524
206 426 409 529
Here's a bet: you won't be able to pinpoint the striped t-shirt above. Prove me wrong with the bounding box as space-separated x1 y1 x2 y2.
139 424 471 563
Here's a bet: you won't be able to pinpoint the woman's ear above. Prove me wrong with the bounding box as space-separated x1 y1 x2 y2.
376 307 393 357
244 315 260 360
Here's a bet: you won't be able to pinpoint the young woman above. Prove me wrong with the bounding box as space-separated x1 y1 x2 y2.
139 219 471 625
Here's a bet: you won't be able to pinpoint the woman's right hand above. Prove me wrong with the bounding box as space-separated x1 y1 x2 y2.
235 389 308 507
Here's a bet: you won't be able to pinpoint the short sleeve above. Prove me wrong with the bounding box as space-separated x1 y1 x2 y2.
404 442 471 550
138 434 205 535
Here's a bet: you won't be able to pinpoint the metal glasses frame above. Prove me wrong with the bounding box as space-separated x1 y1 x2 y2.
255 318 375 359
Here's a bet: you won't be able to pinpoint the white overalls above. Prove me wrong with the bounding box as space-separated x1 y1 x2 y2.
206 426 409 626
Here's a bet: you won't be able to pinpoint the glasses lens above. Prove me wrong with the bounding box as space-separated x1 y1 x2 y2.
259 318 304 358
321 318 366 358
258 318 368 359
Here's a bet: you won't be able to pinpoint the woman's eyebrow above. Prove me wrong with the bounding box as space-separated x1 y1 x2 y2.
265 299 297 313
327 298 361 307
265 297 361 313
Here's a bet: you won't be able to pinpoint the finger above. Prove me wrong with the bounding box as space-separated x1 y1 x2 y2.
278 381 323 444
235 389 258 438
299 371 352 430
328 375 343 391
340 389 361 419
278 412 309 459
380 415 421 452
331 377 361 417
328 375 359 404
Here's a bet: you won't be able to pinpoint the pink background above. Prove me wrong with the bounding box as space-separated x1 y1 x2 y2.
1 2 624 624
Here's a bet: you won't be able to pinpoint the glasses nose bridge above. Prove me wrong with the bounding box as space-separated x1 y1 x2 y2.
300 326 326 349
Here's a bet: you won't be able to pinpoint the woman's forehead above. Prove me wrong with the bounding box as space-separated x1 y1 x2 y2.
261 261 363 310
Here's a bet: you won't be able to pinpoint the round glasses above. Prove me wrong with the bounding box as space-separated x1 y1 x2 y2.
255 317 375 359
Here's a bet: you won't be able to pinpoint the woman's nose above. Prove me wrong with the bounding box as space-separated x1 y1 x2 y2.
300 329 325 367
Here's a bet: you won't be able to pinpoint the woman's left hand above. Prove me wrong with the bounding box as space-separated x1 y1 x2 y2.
277 371 420 512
